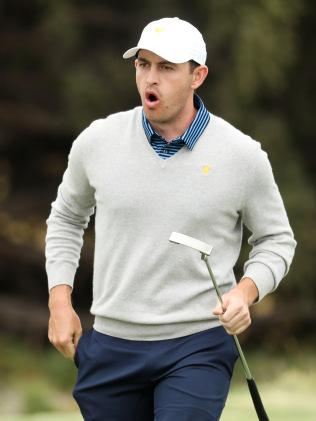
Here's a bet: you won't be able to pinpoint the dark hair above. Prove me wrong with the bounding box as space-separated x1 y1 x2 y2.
189 60 200 73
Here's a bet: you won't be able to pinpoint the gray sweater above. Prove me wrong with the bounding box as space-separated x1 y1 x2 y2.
45 107 296 340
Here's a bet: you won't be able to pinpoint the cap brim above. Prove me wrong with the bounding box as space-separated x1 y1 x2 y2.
123 45 192 64
123 47 140 59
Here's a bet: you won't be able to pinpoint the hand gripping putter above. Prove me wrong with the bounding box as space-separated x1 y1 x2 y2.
169 232 269 421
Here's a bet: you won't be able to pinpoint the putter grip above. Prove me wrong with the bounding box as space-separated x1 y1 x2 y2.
247 378 269 421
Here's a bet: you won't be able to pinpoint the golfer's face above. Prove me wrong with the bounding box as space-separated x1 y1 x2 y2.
135 50 195 125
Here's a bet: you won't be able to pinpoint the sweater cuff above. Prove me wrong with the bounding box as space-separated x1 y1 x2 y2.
46 264 75 292
242 263 276 302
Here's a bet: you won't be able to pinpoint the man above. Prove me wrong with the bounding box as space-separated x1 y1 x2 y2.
46 17 296 421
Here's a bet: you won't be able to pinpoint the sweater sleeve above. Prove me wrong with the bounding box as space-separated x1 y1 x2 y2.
241 143 296 301
45 126 96 291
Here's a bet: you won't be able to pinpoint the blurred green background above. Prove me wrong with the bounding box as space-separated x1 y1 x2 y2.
0 0 315 419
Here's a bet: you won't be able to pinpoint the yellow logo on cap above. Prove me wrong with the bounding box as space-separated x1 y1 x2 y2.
155 26 165 33
202 165 211 175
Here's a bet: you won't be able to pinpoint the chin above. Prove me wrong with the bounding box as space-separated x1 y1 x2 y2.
143 106 160 119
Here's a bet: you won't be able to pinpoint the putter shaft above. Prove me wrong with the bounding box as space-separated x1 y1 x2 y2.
201 254 269 421
202 254 252 379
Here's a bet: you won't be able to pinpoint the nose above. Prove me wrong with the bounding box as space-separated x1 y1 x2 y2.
146 66 159 86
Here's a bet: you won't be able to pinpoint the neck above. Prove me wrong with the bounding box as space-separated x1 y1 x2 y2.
149 97 197 142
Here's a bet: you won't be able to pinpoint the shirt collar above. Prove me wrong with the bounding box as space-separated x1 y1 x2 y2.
142 94 210 151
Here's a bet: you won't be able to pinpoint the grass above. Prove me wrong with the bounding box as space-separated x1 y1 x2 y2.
223 374 316 420
0 337 315 420
1 381 315 421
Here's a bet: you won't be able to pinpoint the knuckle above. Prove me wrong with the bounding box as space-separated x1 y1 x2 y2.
243 312 250 322
52 338 61 347
241 311 249 321
240 309 250 320
60 337 70 346
54 336 69 347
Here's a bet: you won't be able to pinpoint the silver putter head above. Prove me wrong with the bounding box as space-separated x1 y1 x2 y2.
169 232 212 256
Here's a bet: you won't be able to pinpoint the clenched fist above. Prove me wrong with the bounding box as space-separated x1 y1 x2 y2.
48 284 82 359
213 277 259 335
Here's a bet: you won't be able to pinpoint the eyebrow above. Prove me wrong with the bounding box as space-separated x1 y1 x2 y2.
137 57 176 66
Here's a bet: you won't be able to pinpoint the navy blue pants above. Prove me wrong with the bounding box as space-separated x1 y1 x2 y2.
73 326 238 421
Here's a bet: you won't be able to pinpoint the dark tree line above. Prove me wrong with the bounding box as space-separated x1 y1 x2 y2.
0 0 315 345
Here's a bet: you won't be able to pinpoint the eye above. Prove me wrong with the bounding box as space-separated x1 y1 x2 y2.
162 65 173 71
138 61 149 68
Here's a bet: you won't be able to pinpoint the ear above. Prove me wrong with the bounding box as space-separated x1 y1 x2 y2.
134 59 138 69
191 65 208 90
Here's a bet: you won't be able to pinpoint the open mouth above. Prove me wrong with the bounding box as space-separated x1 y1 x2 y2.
145 91 160 107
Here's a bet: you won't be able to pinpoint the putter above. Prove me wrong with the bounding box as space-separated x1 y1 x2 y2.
169 232 269 421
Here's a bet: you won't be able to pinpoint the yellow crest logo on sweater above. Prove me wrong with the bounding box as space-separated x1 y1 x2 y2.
202 165 211 175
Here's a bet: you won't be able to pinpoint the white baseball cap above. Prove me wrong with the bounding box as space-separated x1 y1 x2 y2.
123 17 207 65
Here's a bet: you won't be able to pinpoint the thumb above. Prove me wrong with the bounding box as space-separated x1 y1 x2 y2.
213 300 225 316
73 330 82 349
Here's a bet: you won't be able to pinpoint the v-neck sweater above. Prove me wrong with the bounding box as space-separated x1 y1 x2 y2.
45 106 296 340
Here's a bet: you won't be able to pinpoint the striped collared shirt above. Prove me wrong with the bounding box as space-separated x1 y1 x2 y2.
142 94 210 159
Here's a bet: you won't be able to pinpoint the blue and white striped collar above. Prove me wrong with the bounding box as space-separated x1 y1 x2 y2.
142 94 210 150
